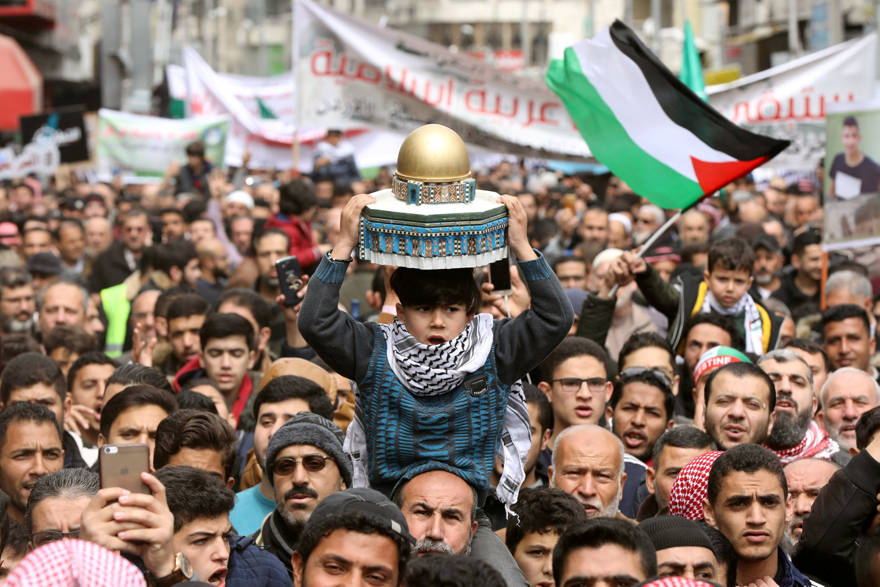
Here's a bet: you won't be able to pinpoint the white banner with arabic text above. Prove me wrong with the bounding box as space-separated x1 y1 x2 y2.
707 33 876 171
292 0 588 161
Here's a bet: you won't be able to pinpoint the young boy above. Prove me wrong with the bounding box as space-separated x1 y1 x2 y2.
505 487 587 587
299 194 572 509
618 236 782 355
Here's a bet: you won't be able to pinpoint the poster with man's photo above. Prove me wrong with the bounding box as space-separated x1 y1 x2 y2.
823 101 880 252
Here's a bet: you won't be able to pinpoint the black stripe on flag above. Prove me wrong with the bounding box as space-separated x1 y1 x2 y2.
608 20 789 162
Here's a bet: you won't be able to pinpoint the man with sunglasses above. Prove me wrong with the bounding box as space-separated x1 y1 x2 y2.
26 469 99 550
253 412 351 579
608 368 675 463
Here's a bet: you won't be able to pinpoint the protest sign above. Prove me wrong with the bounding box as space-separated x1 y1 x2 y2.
707 33 877 172
292 0 588 161
19 107 89 163
822 100 880 253
95 109 229 182
179 48 408 171
0 142 60 181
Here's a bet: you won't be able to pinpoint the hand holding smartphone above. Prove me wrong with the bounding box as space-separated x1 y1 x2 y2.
276 256 304 307
99 444 151 494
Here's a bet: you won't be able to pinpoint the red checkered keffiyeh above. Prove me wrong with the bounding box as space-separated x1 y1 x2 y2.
638 577 718 587
768 420 840 465
6 539 147 587
667 450 723 521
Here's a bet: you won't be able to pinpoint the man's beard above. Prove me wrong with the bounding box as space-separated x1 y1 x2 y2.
755 271 776 286
264 275 279 289
578 490 622 519
633 231 650 246
214 267 229 280
766 407 812 449
279 484 318 528
414 536 472 557
4 316 33 333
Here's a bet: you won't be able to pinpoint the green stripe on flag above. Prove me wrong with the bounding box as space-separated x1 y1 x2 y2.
546 47 704 209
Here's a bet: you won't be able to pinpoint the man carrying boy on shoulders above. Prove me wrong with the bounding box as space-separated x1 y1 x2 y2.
299 193 573 513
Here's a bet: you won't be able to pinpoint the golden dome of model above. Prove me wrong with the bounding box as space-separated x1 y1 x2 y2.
395 124 471 183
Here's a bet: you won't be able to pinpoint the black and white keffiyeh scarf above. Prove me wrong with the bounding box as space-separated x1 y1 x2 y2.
701 288 764 354
344 314 530 514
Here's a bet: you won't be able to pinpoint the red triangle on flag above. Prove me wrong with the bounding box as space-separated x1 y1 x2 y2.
691 155 768 195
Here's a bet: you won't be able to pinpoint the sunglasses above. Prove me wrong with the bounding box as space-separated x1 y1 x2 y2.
274 454 333 476
618 366 673 390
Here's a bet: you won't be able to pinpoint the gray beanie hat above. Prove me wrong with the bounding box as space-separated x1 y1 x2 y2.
264 412 353 488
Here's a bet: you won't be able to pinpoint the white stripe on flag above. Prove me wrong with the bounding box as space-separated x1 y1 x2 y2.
572 28 737 182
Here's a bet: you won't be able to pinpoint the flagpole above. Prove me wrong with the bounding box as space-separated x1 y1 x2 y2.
292 0 301 177
607 200 701 297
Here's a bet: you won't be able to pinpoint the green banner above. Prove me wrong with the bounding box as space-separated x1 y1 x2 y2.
96 108 229 180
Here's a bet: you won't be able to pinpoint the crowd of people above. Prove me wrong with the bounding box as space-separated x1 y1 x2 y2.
0 138 877 587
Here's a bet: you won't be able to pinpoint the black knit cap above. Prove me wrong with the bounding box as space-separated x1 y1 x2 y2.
639 515 715 552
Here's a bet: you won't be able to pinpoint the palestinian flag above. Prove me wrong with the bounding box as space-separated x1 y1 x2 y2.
546 21 789 210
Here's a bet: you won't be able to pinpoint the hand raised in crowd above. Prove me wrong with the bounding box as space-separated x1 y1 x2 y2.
207 168 227 199
331 193 376 261
481 265 530 319
131 321 157 368
381 265 400 308
64 404 99 438
619 249 648 276
164 160 181 179
497 194 537 261
80 472 176 578
276 274 310 347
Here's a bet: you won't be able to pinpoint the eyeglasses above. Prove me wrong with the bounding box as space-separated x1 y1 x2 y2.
274 455 333 476
552 377 608 393
31 529 79 547
619 366 673 390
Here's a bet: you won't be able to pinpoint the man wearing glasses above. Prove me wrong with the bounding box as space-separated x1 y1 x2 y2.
538 337 613 450
253 411 351 580
25 468 98 550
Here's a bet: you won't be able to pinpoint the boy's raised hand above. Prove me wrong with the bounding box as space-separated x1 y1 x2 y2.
331 193 376 261
497 195 537 261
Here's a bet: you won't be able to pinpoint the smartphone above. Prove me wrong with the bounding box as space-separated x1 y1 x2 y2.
489 259 513 296
99 444 151 494
276 255 304 307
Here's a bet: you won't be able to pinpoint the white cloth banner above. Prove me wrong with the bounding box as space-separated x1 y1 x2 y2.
707 33 877 171
292 0 589 161
178 50 409 171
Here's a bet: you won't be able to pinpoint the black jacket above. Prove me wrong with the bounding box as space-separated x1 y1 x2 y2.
90 241 135 293
251 509 300 580
793 449 880 586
